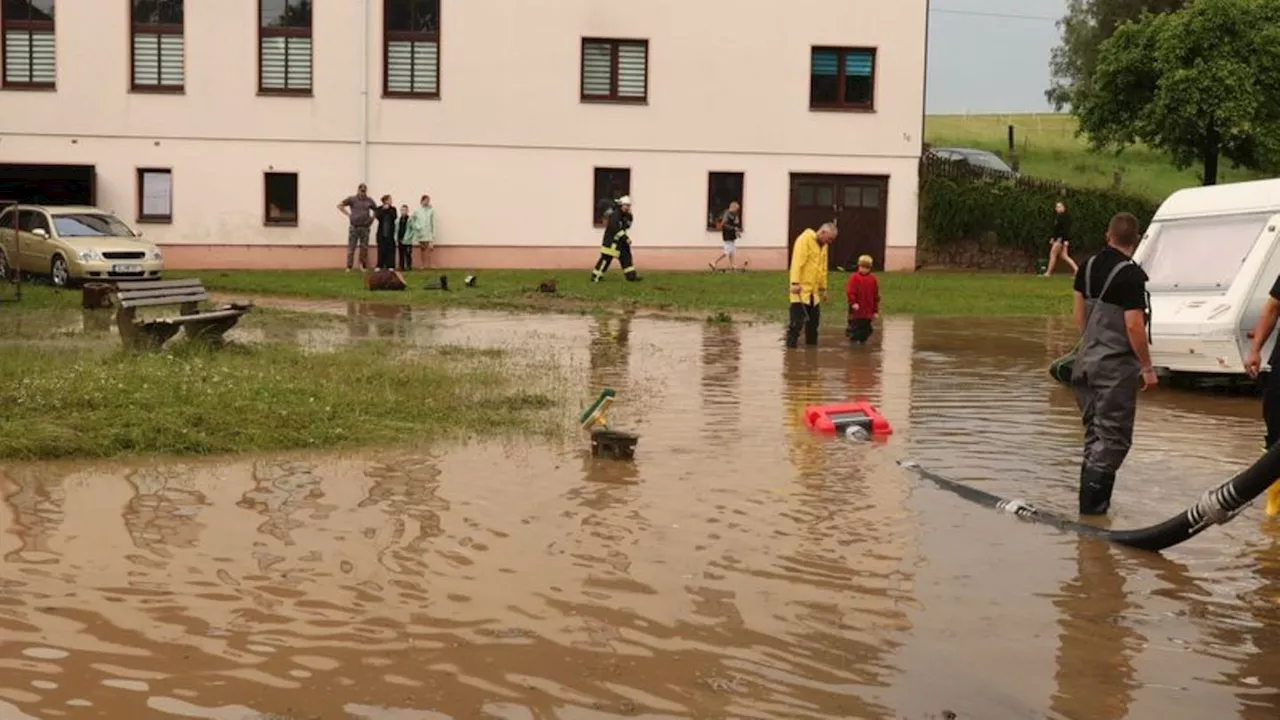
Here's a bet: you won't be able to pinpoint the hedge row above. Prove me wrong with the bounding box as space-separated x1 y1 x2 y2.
919 170 1158 266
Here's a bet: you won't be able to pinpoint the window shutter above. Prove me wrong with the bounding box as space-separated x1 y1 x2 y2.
844 51 873 78
386 40 438 94
286 37 313 90
616 43 646 99
3 29 56 84
810 50 838 77
132 33 185 87
260 36 311 91
581 42 612 97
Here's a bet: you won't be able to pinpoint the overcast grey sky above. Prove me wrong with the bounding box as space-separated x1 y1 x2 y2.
927 0 1067 114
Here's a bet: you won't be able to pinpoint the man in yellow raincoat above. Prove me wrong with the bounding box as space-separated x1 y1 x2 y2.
786 223 837 348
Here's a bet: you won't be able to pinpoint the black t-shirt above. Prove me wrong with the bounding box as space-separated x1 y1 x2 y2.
1268 274 1280 366
1052 212 1071 242
721 210 742 242
1073 246 1148 311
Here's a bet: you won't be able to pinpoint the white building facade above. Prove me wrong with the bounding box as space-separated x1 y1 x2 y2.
0 0 928 271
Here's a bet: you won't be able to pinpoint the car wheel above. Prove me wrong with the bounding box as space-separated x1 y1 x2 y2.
0 250 9 281
51 255 71 288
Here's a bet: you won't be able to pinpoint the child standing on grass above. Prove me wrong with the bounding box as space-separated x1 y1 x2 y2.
845 254 880 344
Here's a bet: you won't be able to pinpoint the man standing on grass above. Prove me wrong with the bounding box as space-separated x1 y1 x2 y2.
786 223 836 348
338 183 377 272
591 196 641 283
1071 212 1157 516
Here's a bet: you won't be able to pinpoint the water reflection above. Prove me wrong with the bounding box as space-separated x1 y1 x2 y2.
1 467 66 565
123 466 209 558
700 322 741 441
1050 539 1142 719
358 456 446 576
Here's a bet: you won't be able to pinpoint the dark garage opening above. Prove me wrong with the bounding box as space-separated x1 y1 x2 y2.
0 164 96 206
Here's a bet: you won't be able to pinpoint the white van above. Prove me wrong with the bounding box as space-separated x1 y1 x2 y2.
1134 178 1280 376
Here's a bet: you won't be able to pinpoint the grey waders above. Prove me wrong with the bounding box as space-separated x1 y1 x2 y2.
1071 255 1142 515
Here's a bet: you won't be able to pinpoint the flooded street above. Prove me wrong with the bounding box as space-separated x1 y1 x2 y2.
2 306 1279 719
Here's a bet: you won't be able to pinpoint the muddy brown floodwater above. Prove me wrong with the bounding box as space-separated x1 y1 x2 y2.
2 306 1279 719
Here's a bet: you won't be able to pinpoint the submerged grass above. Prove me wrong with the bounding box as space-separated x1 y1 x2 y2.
187 269 1074 320
0 296 560 460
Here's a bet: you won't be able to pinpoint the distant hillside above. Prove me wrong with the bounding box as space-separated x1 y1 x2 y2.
925 114 1265 203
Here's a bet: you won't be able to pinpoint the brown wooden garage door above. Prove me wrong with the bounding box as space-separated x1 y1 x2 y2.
788 173 888 270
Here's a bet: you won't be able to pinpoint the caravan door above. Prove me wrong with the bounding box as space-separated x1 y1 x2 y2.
1236 217 1280 369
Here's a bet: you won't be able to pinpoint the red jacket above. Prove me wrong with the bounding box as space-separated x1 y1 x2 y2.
846 271 880 319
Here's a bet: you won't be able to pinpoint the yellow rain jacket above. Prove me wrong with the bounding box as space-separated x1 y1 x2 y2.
789 229 829 304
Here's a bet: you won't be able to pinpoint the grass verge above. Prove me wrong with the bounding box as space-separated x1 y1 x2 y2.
0 335 557 461
185 269 1075 320
925 114 1263 203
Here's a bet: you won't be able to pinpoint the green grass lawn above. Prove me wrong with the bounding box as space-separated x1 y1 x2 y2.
925 114 1264 203
180 269 1075 321
0 286 561 460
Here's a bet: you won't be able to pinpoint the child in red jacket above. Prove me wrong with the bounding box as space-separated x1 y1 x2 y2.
845 254 880 344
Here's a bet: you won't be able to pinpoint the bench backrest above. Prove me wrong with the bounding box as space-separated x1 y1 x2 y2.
113 278 209 309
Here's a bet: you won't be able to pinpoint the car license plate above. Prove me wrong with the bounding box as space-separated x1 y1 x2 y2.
112 264 142 273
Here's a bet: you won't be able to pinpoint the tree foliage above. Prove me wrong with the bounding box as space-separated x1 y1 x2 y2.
1073 0 1280 185
1047 0 1189 111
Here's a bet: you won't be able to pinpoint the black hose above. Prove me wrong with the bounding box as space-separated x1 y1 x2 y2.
899 442 1280 551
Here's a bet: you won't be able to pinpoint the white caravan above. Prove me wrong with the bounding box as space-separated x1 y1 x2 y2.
1134 178 1280 376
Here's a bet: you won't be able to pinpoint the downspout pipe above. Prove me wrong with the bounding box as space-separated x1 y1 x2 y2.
360 0 370 183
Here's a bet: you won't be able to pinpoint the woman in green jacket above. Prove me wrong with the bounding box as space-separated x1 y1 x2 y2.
409 194 437 268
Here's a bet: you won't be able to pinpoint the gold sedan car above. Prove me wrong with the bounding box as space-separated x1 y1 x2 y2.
0 204 164 287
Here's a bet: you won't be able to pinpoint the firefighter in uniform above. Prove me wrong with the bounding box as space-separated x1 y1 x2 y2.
1071 212 1157 516
591 196 641 283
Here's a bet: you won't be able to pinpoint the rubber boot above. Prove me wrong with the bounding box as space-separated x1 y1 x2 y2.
1079 466 1117 516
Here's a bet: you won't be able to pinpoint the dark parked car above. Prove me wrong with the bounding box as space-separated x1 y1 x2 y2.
927 147 1018 177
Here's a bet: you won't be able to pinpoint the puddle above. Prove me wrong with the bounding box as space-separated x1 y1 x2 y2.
1 306 1278 718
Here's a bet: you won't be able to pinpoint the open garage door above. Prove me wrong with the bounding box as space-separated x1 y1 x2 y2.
0 164 96 205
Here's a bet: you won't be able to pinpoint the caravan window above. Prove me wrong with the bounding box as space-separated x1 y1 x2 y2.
1141 213 1271 293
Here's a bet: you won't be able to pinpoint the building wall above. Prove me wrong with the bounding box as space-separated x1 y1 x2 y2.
0 0 928 271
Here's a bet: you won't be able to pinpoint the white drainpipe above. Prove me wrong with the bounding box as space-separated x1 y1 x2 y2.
360 0 370 183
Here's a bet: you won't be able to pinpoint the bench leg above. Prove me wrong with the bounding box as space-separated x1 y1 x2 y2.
182 315 242 346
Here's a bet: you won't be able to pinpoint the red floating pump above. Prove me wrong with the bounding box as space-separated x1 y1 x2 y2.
804 400 893 437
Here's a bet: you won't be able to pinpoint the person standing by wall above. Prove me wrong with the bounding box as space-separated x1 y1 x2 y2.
710 201 743 271
396 204 413 271
591 196 641 283
1071 212 1157 516
786 223 836 348
411 195 437 269
337 183 377 272
374 195 399 271
1044 201 1078 277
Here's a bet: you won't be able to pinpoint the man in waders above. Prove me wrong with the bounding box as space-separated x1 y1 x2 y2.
591 196 641 283
1241 275 1280 517
1071 212 1157 515
785 223 836 348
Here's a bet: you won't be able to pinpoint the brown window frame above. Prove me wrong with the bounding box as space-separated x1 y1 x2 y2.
136 167 174 224
258 0 313 96
263 171 299 227
2 1 56 90
706 172 745 231
383 0 441 99
580 38 648 104
809 46 877 112
130 0 184 94
592 167 631 228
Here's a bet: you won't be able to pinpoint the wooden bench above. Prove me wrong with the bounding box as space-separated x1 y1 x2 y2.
111 279 252 350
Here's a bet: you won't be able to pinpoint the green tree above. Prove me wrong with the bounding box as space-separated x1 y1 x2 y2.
1073 0 1280 186
1047 0 1189 111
